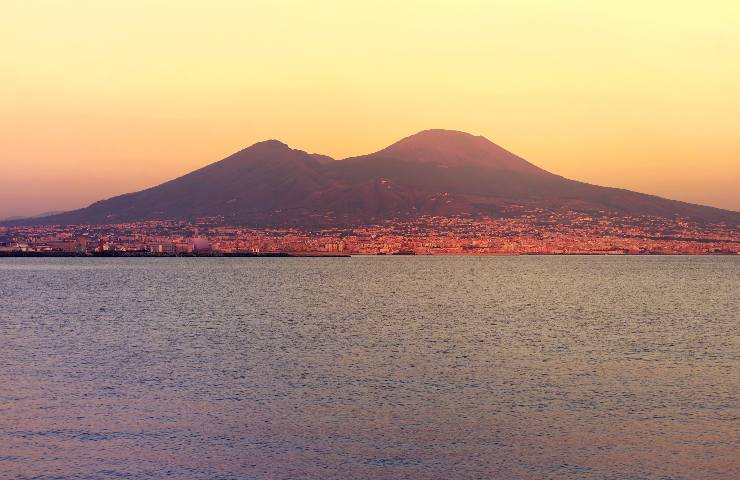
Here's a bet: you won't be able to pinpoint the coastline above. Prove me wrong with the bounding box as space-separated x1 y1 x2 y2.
1 251 737 258
0 251 351 258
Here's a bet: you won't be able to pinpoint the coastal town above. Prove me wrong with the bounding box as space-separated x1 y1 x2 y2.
1 211 737 256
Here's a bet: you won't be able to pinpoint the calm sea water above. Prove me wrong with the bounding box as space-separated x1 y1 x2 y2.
0 256 737 480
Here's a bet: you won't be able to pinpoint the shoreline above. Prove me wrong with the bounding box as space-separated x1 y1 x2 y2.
0 252 737 258
0 252 351 258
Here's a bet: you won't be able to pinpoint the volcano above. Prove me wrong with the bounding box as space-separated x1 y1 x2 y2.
5 129 738 227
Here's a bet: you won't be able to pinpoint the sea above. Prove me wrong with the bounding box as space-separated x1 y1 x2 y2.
0 256 737 480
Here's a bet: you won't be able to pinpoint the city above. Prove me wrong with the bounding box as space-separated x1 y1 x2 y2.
1 210 737 256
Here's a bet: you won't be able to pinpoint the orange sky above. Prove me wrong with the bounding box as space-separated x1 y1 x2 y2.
1 0 739 218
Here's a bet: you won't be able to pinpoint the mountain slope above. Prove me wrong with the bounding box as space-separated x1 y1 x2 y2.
5 130 738 226
324 130 738 223
22 140 334 225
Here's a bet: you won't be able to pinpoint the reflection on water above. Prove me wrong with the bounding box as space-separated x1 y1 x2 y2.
0 256 738 479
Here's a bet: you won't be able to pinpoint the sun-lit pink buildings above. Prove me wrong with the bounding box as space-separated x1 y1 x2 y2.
1 211 737 256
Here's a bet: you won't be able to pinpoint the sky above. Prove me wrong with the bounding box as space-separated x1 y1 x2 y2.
1 0 739 218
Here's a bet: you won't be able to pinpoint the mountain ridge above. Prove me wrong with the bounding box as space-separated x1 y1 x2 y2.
4 130 738 227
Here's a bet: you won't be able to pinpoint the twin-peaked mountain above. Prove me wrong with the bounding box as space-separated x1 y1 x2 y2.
8 129 739 226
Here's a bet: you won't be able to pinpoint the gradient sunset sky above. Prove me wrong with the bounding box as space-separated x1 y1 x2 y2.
2 0 739 218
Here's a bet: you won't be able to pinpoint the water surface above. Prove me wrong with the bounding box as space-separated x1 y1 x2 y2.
0 256 738 479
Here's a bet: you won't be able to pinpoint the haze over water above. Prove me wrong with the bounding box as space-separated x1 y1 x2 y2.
1 256 738 479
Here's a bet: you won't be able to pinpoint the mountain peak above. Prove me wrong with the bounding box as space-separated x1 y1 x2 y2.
405 128 483 140
377 129 548 174
251 139 291 149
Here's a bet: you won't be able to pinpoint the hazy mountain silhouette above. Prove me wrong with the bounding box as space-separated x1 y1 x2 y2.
5 129 738 226
0 210 63 222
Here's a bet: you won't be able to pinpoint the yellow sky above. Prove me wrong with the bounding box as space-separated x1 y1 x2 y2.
1 0 739 218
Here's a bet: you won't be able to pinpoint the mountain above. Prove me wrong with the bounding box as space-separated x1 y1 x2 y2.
5 129 738 227
13 140 334 226
370 129 549 173
0 210 63 222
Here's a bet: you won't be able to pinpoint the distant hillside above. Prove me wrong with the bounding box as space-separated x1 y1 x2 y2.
1 211 63 222
5 129 739 227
